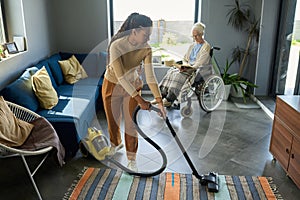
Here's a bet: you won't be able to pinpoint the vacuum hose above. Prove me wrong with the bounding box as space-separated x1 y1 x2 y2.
107 105 167 177
112 105 218 192
140 105 202 179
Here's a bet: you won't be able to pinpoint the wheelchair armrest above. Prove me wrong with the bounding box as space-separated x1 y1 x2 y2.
193 65 213 83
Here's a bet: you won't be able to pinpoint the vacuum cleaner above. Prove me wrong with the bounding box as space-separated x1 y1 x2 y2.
79 105 219 192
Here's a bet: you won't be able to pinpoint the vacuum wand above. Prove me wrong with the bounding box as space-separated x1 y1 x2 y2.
145 105 219 192
147 105 202 179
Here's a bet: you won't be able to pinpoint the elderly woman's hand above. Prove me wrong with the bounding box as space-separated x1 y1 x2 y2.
157 103 167 119
150 97 167 119
179 65 187 72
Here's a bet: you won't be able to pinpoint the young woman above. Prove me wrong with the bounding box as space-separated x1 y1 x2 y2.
102 13 166 170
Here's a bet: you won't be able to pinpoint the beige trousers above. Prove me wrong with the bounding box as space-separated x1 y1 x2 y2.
102 78 139 160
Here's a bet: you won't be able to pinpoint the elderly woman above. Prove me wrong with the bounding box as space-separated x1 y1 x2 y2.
153 22 212 107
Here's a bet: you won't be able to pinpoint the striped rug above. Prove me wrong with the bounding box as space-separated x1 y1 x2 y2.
63 167 281 200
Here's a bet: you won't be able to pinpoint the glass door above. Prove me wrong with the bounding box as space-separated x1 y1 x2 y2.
271 0 298 96
285 0 300 95
295 60 300 94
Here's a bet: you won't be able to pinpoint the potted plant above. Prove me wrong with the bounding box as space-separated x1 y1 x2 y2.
226 0 260 77
215 58 258 102
220 59 235 100
225 0 260 98
230 74 258 103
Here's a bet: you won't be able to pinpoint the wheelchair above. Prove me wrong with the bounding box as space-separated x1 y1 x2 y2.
169 47 225 117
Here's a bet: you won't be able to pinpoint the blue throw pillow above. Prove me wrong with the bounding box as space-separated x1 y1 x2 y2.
47 53 64 85
35 60 58 89
1 67 40 111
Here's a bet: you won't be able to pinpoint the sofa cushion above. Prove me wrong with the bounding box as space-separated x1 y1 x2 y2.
47 53 64 85
73 77 102 86
35 60 58 89
57 84 99 99
55 84 74 97
59 52 87 64
60 52 101 78
0 96 34 147
37 95 92 119
39 84 99 117
58 55 88 84
32 66 59 109
37 84 99 141
0 67 40 111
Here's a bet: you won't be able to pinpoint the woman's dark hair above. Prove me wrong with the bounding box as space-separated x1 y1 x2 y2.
107 13 153 64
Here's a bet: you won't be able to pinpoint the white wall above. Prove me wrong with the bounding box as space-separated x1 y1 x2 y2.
201 0 251 75
50 0 108 53
201 0 280 96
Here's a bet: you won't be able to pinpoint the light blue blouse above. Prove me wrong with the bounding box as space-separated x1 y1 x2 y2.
189 43 203 65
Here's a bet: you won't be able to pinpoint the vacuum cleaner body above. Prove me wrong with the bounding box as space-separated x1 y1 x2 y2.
80 127 111 161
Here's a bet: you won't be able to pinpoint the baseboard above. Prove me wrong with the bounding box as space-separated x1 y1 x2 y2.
250 94 274 120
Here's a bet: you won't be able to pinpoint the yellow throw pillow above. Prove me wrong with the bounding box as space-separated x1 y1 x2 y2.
58 55 88 84
32 66 58 109
0 96 34 147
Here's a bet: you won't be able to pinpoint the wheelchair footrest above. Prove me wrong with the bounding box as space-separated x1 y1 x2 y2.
199 172 219 193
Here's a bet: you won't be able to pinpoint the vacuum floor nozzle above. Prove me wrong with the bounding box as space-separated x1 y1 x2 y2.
200 172 219 192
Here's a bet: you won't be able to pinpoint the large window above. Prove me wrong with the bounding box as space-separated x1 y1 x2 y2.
111 0 199 63
271 0 300 96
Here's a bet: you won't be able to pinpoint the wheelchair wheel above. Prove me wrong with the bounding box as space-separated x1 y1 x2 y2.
198 75 224 112
181 105 193 118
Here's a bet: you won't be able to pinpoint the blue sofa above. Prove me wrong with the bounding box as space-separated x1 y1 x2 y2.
0 52 107 158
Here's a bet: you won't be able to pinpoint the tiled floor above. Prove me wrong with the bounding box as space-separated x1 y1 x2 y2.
0 96 299 200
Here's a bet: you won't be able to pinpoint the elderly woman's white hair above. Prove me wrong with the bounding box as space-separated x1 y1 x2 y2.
192 22 206 35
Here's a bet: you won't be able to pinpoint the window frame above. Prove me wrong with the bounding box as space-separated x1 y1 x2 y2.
0 0 7 45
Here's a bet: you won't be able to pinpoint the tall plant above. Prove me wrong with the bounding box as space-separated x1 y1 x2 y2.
226 0 260 77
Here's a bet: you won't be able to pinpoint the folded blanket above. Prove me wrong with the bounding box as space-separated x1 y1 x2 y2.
18 117 65 166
